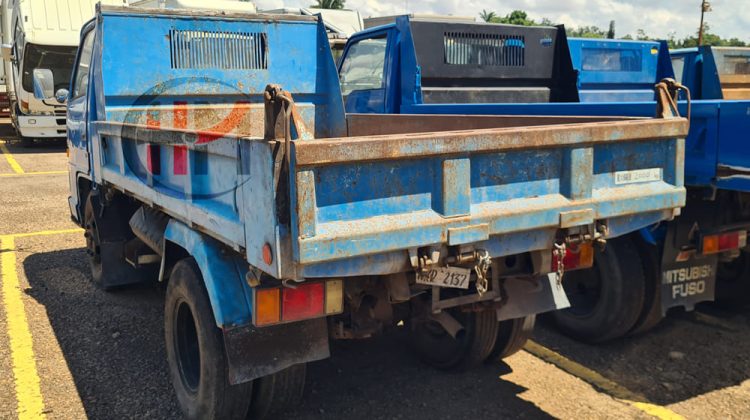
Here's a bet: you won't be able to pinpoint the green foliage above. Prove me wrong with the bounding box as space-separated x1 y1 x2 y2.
566 26 607 38
478 10 540 26
311 0 345 9
477 9 747 47
479 9 497 23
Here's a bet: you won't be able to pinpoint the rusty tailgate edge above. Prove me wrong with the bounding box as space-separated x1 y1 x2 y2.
293 118 688 167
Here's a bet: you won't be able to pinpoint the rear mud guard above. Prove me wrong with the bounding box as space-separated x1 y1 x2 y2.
660 221 717 314
223 318 329 385
496 275 570 321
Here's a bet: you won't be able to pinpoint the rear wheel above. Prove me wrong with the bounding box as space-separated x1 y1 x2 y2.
486 315 535 361
551 238 646 343
410 297 498 371
629 235 665 335
165 258 253 420
247 364 306 419
715 250 750 307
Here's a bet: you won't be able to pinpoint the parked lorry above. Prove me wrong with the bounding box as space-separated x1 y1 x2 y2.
338 17 692 341
544 39 750 338
0 0 123 146
48 7 687 418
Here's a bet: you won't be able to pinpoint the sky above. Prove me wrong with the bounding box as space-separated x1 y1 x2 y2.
254 0 750 42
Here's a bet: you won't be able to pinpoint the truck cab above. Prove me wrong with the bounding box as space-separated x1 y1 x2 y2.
338 18 579 114
1 0 123 145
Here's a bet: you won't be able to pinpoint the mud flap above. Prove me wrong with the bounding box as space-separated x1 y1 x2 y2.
496 275 571 321
223 318 329 385
660 227 718 314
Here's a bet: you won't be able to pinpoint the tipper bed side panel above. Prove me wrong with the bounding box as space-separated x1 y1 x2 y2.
89 9 345 272
291 117 687 266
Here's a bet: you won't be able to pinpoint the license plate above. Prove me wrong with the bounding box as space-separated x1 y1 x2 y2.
416 266 471 289
614 168 662 185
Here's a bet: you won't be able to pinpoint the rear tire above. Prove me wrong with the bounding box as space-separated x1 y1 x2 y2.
629 235 664 335
165 258 253 420
486 315 535 361
247 364 306 419
715 250 750 307
410 302 498 371
551 238 646 343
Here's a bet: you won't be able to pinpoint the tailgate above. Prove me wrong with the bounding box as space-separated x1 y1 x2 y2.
289 117 688 265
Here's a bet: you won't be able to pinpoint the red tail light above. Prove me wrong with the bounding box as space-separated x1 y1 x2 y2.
282 283 324 322
702 231 747 255
551 242 594 272
253 280 343 327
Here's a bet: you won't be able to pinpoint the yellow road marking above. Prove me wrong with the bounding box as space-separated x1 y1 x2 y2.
0 171 67 178
0 143 25 174
1 235 46 419
10 228 83 239
690 312 738 331
525 340 684 420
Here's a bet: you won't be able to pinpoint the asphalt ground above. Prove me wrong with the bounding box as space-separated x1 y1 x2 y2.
0 128 749 419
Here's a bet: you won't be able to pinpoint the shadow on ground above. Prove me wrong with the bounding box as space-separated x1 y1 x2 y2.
534 302 750 406
2 138 67 154
23 248 551 419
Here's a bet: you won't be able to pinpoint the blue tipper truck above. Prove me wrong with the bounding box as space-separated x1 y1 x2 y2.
41 7 686 418
338 17 693 342
561 39 750 337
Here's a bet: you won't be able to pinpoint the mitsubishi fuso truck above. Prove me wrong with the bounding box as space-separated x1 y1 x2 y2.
49 7 686 418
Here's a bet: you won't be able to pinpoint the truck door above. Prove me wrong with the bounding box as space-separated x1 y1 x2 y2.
67 28 95 174
338 30 393 113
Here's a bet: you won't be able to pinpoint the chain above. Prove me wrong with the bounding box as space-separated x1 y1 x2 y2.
553 242 567 285
474 249 491 296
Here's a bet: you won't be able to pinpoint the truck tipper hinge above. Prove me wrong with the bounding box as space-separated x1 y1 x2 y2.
655 78 691 120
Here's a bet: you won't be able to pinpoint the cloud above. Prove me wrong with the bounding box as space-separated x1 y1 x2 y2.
254 0 748 42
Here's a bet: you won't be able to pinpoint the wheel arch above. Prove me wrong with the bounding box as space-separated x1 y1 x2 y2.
162 219 253 329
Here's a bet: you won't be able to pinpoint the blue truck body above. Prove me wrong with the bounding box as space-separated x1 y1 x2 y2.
569 39 750 308
337 17 710 341
52 8 690 416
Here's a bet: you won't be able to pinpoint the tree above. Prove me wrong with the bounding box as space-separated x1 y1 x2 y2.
311 0 345 9
567 26 607 38
607 20 615 39
478 10 539 25
479 9 497 23
497 10 536 26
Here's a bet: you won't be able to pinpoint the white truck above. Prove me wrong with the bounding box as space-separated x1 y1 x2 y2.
0 0 125 146
261 7 363 61
128 0 257 13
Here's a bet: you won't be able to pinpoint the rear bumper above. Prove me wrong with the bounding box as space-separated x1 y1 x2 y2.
16 115 66 138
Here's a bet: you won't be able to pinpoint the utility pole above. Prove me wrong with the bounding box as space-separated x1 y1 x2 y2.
698 0 712 46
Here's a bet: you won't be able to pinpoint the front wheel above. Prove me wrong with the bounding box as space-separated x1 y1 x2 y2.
165 258 253 420
551 238 646 343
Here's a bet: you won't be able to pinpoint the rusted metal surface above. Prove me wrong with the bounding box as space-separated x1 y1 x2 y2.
294 117 689 167
101 5 318 22
346 113 642 136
